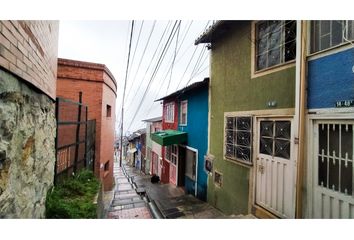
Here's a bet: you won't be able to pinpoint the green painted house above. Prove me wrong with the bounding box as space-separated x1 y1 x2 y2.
196 21 299 218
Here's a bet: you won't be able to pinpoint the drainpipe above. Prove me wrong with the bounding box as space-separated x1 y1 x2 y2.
294 20 307 218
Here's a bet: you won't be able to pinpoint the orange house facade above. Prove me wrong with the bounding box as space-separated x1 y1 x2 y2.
56 58 117 190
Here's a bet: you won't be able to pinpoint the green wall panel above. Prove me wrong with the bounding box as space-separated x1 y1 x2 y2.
207 21 295 215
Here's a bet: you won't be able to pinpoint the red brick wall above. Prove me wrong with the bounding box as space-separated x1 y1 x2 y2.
57 58 117 190
99 83 116 189
0 20 59 99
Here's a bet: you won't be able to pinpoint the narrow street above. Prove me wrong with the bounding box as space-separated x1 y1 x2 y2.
106 162 153 219
105 159 256 219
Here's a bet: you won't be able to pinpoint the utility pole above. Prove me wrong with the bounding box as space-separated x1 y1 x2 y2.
119 20 135 167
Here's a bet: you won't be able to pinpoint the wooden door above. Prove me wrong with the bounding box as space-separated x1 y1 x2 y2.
161 159 170 184
312 120 354 218
255 118 296 218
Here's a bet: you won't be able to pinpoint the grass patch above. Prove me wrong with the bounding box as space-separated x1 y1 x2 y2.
45 170 100 219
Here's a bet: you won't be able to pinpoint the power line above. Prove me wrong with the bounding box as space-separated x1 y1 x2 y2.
127 21 180 131
119 20 134 167
127 20 144 80
184 45 208 87
166 20 181 94
125 21 156 102
125 21 172 108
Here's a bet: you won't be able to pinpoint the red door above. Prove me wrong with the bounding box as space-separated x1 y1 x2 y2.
161 159 170 184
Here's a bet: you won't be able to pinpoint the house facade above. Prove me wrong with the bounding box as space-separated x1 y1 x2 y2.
143 116 162 175
177 78 209 200
196 20 354 219
151 79 209 201
304 20 354 218
196 21 298 218
57 58 117 191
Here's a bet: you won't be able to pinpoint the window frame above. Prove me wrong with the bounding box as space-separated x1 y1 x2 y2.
251 20 296 78
165 144 178 165
224 115 253 166
185 147 197 181
165 102 175 123
180 100 188 126
310 20 354 55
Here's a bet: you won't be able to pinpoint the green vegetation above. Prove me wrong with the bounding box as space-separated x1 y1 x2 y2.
45 170 100 218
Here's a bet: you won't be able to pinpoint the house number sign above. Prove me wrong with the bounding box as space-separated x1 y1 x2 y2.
336 100 354 108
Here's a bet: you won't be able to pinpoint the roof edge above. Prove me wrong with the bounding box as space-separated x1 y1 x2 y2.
58 58 117 90
194 21 225 45
155 77 209 102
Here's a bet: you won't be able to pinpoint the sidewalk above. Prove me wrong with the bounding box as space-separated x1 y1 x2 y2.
106 162 152 219
105 160 256 219
123 163 228 219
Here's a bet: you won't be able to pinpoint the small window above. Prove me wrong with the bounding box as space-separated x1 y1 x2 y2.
310 20 354 54
255 20 296 71
180 100 188 126
104 161 109 171
165 102 175 123
225 116 253 165
106 105 111 117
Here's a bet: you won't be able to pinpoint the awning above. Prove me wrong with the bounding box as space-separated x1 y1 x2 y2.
127 148 137 154
151 130 187 146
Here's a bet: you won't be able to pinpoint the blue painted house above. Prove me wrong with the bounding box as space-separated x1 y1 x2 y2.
152 78 209 201
177 78 209 201
305 20 354 218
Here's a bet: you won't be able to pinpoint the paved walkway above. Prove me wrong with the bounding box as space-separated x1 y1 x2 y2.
106 163 152 219
122 162 227 219
106 160 256 219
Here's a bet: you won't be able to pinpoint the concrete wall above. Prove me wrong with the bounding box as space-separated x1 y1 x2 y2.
208 22 296 215
178 86 209 201
0 21 59 99
57 58 117 191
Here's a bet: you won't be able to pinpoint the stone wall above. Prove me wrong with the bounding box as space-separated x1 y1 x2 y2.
0 69 56 218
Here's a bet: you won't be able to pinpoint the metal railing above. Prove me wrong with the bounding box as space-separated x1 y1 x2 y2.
54 93 96 184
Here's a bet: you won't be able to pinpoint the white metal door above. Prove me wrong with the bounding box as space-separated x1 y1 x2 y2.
255 118 296 218
312 120 354 218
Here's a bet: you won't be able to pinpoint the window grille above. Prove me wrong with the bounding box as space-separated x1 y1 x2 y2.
255 20 296 71
318 123 353 195
259 120 291 159
225 116 252 164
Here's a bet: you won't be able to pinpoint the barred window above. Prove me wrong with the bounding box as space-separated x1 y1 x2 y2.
255 20 296 71
225 116 252 164
311 20 354 53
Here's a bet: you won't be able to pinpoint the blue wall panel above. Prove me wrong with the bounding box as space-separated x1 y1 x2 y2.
307 48 354 109
178 87 208 201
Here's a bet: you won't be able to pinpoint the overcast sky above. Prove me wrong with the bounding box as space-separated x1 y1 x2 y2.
58 20 212 136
